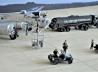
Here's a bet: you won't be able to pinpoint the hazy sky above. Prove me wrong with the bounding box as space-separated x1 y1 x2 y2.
0 0 97 5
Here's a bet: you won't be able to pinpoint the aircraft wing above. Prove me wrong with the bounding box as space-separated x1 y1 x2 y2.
27 6 44 12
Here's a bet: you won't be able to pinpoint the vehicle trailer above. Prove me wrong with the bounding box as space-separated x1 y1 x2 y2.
49 15 96 32
0 21 33 40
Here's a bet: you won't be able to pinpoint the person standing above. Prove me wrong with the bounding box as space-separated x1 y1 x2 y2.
90 39 94 49
62 40 68 53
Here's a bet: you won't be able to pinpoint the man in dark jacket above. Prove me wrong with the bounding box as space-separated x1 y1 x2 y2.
53 49 58 58
90 39 94 49
63 40 68 53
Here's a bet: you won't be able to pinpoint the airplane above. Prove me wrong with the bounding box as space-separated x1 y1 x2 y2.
20 6 50 29
20 6 45 17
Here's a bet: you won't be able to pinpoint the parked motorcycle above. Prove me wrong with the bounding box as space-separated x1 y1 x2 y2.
48 51 73 65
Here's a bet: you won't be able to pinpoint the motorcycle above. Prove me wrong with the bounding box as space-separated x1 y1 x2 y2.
94 44 98 50
48 50 73 65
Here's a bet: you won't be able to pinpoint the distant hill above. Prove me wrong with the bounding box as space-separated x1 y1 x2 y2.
0 1 98 13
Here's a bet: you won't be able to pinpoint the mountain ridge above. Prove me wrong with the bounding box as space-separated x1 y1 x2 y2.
0 1 98 13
